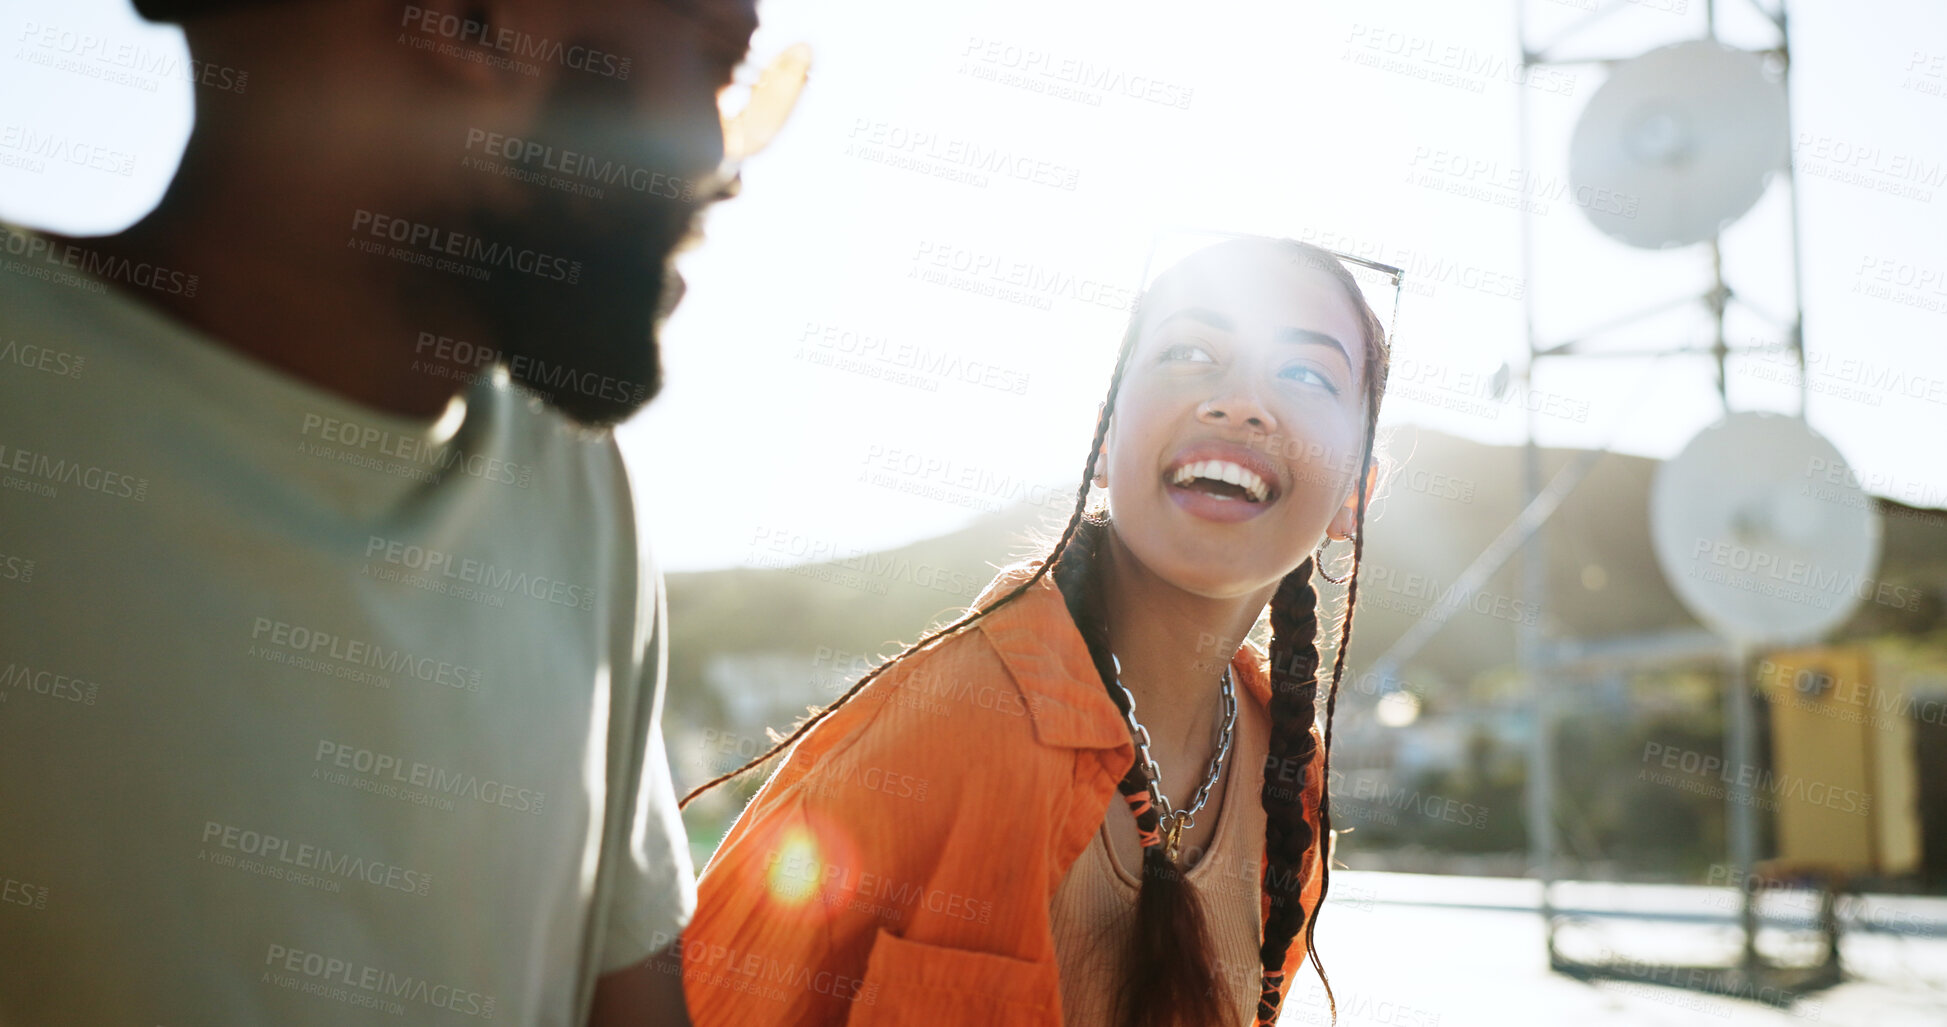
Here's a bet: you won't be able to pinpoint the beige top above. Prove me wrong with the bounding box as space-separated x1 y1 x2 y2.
1048 686 1273 1026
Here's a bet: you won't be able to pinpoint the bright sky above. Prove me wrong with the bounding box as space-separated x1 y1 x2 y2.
5 0 1943 572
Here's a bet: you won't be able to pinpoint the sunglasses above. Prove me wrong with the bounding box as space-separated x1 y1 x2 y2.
1136 227 1406 355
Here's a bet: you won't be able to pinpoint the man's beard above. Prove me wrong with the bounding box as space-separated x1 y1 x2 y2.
462 183 700 428
457 72 713 428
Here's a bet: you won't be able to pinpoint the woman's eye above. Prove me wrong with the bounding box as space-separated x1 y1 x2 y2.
1280 364 1340 394
1161 342 1215 363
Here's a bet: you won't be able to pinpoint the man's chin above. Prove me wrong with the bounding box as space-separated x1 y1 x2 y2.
506 345 662 428
458 172 699 428
473 225 681 428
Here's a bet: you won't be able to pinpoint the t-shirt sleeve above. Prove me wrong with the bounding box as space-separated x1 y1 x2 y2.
594 546 697 974
597 731 697 972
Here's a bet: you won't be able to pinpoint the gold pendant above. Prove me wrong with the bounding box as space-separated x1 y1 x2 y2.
1161 817 1184 864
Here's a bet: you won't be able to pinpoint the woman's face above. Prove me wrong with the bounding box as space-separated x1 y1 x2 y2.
1102 245 1373 598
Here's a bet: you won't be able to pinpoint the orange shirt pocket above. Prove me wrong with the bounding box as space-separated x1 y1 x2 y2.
846 928 1058 1027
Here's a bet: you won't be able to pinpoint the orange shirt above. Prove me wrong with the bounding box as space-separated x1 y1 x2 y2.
680 564 1326 1026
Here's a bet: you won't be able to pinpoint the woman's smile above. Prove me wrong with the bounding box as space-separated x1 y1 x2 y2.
1162 439 1284 523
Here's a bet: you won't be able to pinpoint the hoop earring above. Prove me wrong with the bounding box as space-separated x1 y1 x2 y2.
1314 536 1355 585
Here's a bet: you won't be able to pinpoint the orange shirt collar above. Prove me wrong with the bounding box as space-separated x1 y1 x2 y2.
973 564 1275 752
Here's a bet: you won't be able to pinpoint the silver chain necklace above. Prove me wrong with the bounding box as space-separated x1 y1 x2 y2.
1109 653 1237 862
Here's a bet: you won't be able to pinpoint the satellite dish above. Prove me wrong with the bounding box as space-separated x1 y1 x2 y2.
1570 40 1788 249
1650 412 1882 646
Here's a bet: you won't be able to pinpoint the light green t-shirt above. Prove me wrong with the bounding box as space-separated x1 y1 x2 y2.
0 230 693 1026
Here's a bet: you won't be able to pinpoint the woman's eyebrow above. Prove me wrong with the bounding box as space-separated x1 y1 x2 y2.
1275 327 1353 368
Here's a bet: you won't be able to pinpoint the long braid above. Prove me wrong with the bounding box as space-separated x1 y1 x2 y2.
1251 241 1391 1025
679 314 1141 810
1053 517 1232 1027
1253 562 1322 1025
1296 417 1378 1003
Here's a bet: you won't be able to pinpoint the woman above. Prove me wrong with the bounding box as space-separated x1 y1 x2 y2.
678 236 1391 1027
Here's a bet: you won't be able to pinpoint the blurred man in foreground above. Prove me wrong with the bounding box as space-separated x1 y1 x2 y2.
0 0 757 1022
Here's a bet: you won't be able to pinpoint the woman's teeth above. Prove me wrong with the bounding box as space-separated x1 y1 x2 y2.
1170 460 1270 502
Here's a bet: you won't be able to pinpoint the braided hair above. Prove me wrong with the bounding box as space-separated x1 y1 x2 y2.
1246 243 1388 1026
1052 512 1229 1027
682 238 1391 1027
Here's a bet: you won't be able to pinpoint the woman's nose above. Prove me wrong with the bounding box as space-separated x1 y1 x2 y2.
1196 387 1278 433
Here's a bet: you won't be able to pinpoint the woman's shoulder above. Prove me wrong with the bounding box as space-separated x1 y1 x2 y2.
697 574 1087 896
776 591 1066 788
845 559 1078 738
742 559 1117 825
1228 638 1275 711
854 618 1048 744
1228 639 1327 725
688 578 1085 1025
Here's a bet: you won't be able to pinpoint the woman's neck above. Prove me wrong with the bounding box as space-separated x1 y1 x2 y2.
1097 530 1274 757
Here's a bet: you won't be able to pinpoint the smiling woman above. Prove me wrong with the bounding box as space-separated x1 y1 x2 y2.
679 237 1396 1027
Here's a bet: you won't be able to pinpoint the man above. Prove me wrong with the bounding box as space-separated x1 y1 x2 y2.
0 0 757 1022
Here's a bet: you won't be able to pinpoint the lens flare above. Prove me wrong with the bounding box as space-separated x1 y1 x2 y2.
764 825 825 905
